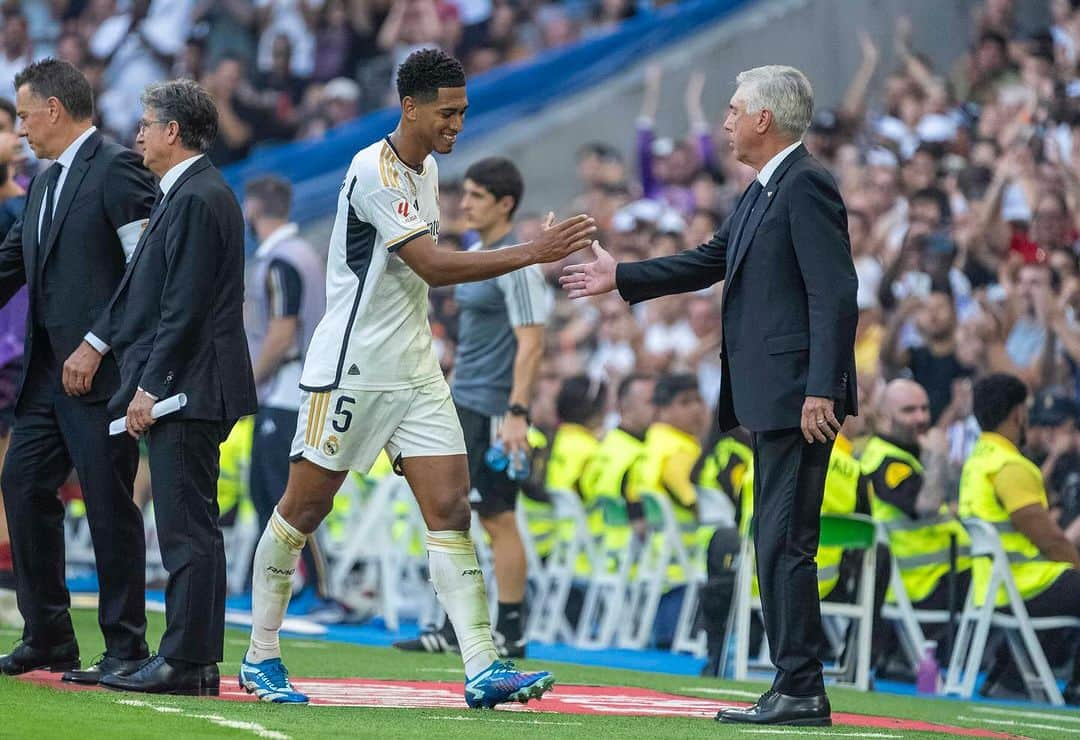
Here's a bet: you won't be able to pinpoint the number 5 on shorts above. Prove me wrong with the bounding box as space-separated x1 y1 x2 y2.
332 395 355 433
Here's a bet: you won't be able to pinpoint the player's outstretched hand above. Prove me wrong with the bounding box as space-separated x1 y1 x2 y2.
528 213 596 263
559 241 616 299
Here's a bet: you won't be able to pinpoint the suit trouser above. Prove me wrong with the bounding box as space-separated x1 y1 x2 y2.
1 354 144 656
750 426 833 697
249 405 328 597
147 417 233 664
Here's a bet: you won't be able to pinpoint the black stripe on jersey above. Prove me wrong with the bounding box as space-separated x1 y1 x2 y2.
299 176 375 393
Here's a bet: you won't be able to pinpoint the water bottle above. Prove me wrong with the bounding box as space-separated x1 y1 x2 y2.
507 448 530 481
916 640 940 695
484 440 509 472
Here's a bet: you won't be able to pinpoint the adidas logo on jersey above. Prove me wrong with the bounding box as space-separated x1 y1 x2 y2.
348 364 361 375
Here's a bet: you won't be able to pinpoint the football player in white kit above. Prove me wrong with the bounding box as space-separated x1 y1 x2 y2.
240 49 596 707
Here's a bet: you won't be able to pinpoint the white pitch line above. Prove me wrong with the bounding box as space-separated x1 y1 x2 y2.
677 687 761 698
117 697 291 739
956 715 1076 733
417 668 464 674
188 714 292 740
116 699 183 713
967 706 1080 724
425 715 584 726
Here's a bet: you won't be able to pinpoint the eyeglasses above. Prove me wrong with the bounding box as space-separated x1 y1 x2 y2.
136 119 170 134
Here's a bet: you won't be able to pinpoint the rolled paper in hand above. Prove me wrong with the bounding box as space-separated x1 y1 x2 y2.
108 393 188 436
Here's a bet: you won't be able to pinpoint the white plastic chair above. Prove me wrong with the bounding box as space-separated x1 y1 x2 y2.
730 514 877 691
943 518 1080 705
529 489 593 644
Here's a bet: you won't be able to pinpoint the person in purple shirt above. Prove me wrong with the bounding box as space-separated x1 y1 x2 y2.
0 158 24 628
636 64 717 217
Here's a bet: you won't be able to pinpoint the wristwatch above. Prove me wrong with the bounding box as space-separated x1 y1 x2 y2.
507 403 530 420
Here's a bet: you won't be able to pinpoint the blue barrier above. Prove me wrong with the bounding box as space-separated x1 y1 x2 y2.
222 0 751 226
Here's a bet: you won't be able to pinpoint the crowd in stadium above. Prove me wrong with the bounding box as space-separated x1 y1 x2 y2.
0 0 647 164
0 0 1078 710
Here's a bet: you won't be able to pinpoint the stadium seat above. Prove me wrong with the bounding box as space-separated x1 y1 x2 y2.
575 497 637 649
617 491 701 650
528 489 593 645
731 514 877 691
943 519 1080 705
876 520 961 673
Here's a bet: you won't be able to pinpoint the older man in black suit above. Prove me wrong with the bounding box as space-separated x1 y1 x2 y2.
561 65 857 726
93 80 257 696
0 59 154 682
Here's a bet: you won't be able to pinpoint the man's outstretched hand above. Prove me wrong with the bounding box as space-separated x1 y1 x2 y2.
559 241 616 299
528 212 597 263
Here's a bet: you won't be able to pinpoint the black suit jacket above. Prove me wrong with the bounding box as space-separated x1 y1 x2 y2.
617 145 858 432
0 130 156 406
92 156 257 421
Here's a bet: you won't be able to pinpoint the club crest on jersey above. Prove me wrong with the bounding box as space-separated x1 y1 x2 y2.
394 198 420 224
324 435 340 456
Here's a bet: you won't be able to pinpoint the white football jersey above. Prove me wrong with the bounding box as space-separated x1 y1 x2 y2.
300 136 443 392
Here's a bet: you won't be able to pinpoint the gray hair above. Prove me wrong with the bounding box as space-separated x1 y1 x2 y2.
734 65 814 138
141 79 218 153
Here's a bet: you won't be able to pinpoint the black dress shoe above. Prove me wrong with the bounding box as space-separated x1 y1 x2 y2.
716 689 831 726
62 654 148 685
99 654 219 696
0 639 79 675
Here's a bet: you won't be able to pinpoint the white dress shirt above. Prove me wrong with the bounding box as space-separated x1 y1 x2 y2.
158 153 203 196
756 140 803 187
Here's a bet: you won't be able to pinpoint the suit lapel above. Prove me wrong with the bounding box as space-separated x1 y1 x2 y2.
114 157 211 297
41 131 101 268
725 145 809 291
25 175 46 279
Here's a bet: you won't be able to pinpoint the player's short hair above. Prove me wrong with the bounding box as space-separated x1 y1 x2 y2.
734 65 813 138
141 79 218 153
14 58 94 121
557 375 607 425
396 48 466 103
617 373 655 403
464 157 524 217
245 175 292 220
973 373 1028 432
652 373 699 407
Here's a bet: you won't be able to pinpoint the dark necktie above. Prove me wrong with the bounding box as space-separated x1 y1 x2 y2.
727 180 764 265
38 162 63 244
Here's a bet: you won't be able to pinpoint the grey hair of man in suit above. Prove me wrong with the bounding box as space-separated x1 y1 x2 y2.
140 80 218 155
723 65 813 172
734 65 814 138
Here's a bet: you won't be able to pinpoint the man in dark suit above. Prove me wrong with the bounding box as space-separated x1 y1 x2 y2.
561 65 857 726
0 59 154 681
93 79 257 696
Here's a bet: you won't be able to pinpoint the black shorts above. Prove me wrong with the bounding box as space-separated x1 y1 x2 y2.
457 404 518 518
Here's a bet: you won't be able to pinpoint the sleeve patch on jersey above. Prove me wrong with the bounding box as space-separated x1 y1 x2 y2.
884 461 914 489
393 198 421 224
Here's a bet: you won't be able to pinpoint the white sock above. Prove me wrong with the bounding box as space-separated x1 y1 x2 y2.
426 530 499 678
247 508 306 664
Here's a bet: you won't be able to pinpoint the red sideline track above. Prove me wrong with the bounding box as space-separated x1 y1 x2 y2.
20 672 1022 738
